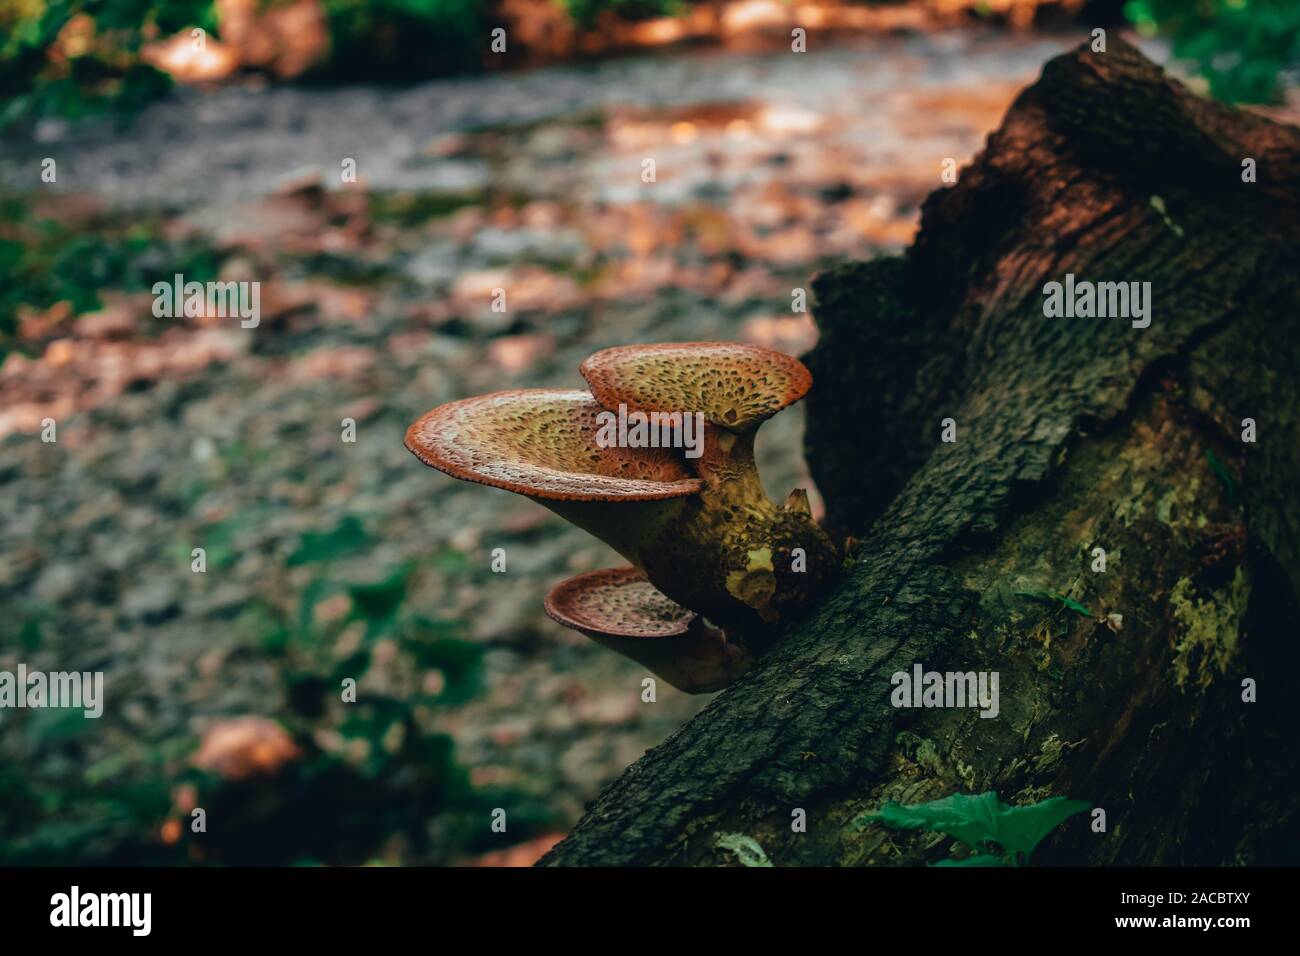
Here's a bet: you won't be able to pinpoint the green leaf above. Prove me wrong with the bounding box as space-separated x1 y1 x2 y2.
860 792 1090 864
330 649 372 685
714 833 773 867
1016 590 1093 618
932 854 1005 867
18 618 42 651
348 567 409 623
406 629 482 705
863 791 1005 849
993 796 1091 859
430 547 473 574
287 515 370 566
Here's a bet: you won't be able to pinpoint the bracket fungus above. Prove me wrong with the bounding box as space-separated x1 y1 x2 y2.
404 388 704 560
405 343 839 693
544 567 752 694
579 342 838 638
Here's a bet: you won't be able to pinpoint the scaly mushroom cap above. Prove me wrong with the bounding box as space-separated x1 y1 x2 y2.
405 389 705 501
579 342 812 431
543 566 694 639
544 566 754 694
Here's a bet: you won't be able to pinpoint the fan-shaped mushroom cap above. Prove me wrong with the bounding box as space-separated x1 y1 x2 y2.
405 389 704 501
543 566 694 639
544 567 753 694
579 342 812 431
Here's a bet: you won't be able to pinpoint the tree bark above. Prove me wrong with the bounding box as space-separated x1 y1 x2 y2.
540 38 1300 867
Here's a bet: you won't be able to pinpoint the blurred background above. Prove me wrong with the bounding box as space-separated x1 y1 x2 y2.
0 0 1296 866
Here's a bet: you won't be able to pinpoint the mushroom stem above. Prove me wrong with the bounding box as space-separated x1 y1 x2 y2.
540 496 689 567
694 424 765 492
587 620 755 694
569 342 840 640
629 426 839 642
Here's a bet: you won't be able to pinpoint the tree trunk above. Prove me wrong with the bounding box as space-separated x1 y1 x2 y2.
540 38 1300 867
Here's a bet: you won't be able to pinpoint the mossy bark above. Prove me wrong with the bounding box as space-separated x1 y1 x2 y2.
540 39 1300 866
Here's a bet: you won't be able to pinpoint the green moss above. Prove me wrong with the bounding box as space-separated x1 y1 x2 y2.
0 197 225 347
369 190 487 227
1169 565 1250 691
1124 0 1300 104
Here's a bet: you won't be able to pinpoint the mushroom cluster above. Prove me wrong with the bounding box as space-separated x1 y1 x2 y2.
405 342 838 693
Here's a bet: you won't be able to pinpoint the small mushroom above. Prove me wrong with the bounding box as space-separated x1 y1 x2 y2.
544 567 752 694
579 342 838 635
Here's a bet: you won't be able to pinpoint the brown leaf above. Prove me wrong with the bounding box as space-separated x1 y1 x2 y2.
192 716 301 781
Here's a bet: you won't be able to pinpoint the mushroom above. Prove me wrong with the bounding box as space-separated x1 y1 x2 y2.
404 343 840 685
578 342 838 637
580 341 812 481
404 388 703 560
544 567 753 694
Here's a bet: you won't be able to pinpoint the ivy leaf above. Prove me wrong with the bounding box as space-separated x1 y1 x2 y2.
860 792 1089 864
992 796 1091 859
863 791 1004 850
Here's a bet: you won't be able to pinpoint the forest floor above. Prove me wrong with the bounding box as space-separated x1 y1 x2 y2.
1 28 1166 864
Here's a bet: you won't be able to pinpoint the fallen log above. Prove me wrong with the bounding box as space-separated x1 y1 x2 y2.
541 38 1300 866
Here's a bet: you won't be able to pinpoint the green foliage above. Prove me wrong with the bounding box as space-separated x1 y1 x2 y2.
0 0 493 124
18 617 44 651
369 189 489 227
286 514 371 566
2 0 1294 122
1015 589 1093 618
1125 0 1300 103
406 620 484 703
319 0 488 80
0 196 225 348
430 545 473 574
857 791 1090 866
931 853 1005 866
0 0 218 127
349 568 408 622
250 559 508 861
3 552 510 865
559 0 685 30
0 743 193 866
0 0 715 125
